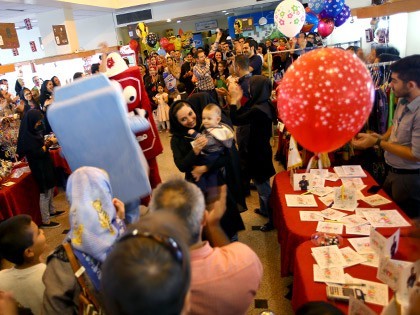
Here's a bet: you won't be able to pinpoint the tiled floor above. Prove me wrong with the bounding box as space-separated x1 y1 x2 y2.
6 131 295 315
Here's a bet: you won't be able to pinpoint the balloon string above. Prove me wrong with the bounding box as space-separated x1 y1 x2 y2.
318 153 323 170
306 155 316 173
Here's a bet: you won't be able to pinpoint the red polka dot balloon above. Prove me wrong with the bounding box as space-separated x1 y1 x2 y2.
277 48 374 153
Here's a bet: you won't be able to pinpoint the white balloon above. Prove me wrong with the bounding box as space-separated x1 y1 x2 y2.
274 0 306 38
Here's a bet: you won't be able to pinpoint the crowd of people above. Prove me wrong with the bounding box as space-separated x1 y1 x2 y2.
0 27 419 315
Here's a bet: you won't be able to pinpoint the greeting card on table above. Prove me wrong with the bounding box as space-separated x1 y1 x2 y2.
353 278 389 306
311 245 346 269
333 186 357 211
377 257 412 291
346 224 372 236
316 221 344 234
348 237 373 254
299 211 324 222
364 210 411 228
341 165 367 178
361 252 380 268
341 215 368 228
396 260 420 307
309 168 329 177
325 172 340 182
349 296 376 315
285 194 317 207
318 194 335 207
310 186 334 197
339 246 367 267
313 264 345 283
320 208 348 220
370 228 400 258
362 194 392 206
355 208 380 218
341 177 366 190
292 173 311 191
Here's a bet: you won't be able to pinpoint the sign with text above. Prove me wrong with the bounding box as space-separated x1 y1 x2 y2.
24 18 32 30
0 23 20 49
195 20 218 31
52 25 69 46
29 41 37 52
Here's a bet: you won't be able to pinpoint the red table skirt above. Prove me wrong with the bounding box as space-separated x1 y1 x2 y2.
0 165 41 225
270 170 415 277
291 237 420 314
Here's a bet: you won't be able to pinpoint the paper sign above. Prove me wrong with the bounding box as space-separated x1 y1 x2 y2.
316 221 344 234
340 246 367 267
341 215 368 228
285 194 317 207
320 208 348 220
396 260 420 307
362 194 392 206
309 168 329 177
346 224 372 236
364 210 410 228
299 211 323 221
348 237 373 254
360 252 380 268
333 186 357 211
313 264 345 283
311 245 346 269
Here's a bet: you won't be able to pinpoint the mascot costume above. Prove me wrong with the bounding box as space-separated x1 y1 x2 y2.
105 52 163 193
48 74 152 224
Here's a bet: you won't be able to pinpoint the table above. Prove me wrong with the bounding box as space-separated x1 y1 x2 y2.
49 147 71 174
291 238 420 314
270 170 415 277
0 164 41 225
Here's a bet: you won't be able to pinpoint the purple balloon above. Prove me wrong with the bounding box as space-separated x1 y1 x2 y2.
324 0 345 18
319 10 330 19
308 0 325 14
334 4 350 27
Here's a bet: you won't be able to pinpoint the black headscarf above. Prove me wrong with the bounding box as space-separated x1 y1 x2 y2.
169 100 200 137
16 109 44 157
187 92 233 127
39 80 52 108
51 76 60 87
20 88 41 114
249 75 276 121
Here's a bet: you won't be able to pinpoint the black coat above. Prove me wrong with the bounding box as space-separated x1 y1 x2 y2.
169 99 245 238
17 109 55 193
230 76 276 183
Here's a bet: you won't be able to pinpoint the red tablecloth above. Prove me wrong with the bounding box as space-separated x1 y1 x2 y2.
270 170 415 277
291 237 420 314
0 165 41 225
49 147 71 174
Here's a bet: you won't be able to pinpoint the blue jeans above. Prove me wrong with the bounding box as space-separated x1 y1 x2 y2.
254 179 271 216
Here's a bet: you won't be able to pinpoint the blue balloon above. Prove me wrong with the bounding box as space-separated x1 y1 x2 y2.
308 0 325 14
306 12 319 32
324 0 345 18
334 4 350 27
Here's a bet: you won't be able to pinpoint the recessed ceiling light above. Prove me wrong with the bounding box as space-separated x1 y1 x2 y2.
225 12 230 15
177 20 181 23
222 10 226 13
166 19 171 22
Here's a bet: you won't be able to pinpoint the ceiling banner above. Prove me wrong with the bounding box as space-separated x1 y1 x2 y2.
0 23 20 49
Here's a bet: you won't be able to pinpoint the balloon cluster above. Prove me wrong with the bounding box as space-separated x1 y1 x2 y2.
274 0 351 38
146 33 159 48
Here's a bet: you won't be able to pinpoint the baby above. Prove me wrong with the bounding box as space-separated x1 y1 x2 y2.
188 104 234 202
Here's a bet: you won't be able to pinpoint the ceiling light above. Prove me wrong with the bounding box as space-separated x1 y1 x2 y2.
166 19 171 22
222 10 226 13
225 12 230 15
177 20 181 23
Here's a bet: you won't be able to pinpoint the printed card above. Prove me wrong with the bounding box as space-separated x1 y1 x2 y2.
346 224 372 236
339 246 367 267
292 173 311 191
285 194 318 207
311 245 346 269
341 165 367 177
325 172 340 182
318 194 335 207
299 211 324 222
352 278 389 306
316 221 344 234
309 168 329 178
341 215 368 228
377 257 412 291
355 208 380 218
370 228 387 256
360 252 380 268
348 237 374 254
333 186 357 211
320 208 348 220
313 264 345 284
310 186 335 197
364 210 411 228
396 260 420 307
341 177 366 190
362 194 392 206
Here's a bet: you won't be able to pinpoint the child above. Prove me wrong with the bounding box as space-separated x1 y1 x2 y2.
188 104 234 203
0 215 47 315
175 83 188 101
153 84 170 132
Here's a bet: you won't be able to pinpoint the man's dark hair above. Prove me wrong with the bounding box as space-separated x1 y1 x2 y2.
375 46 399 57
235 54 250 71
194 50 205 59
73 72 83 80
177 82 186 93
0 215 33 265
245 39 258 52
390 54 420 87
91 63 100 74
102 212 191 315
